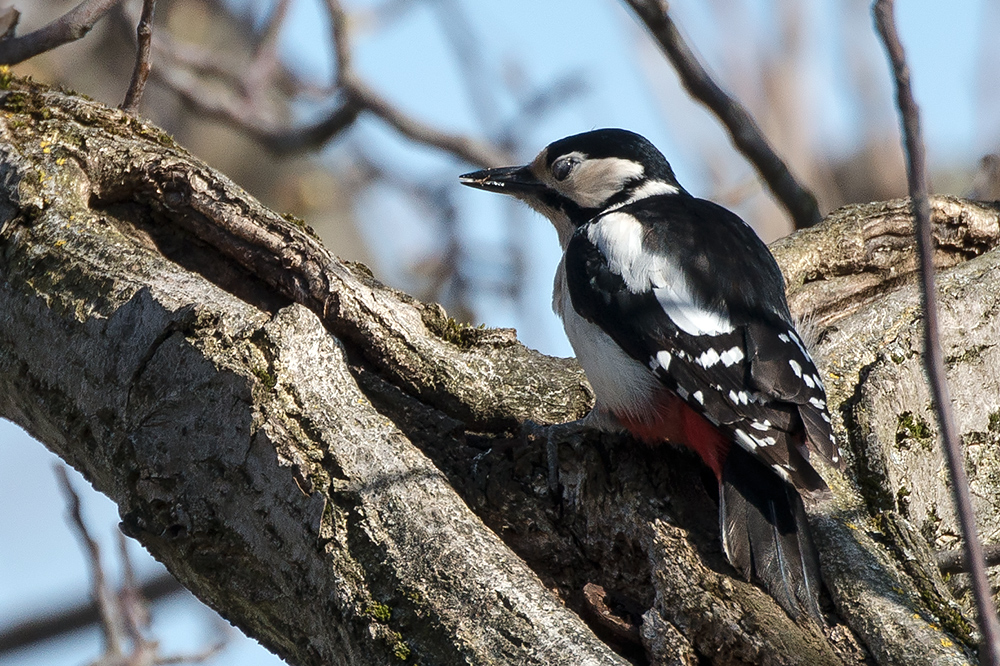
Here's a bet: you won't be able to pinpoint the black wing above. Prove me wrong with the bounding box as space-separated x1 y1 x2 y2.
564 194 842 491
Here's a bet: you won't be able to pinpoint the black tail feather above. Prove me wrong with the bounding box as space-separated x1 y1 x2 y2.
719 445 823 621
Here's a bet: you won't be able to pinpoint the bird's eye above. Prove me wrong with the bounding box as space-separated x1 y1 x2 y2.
552 156 579 181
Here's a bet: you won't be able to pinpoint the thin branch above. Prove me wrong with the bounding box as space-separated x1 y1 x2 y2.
343 75 509 167
938 543 1000 575
155 63 360 154
117 533 152 651
242 0 292 99
327 0 351 80
324 0 508 167
0 0 123 65
55 466 126 658
623 0 822 229
154 640 228 665
120 0 156 115
873 1 1000 663
0 573 182 655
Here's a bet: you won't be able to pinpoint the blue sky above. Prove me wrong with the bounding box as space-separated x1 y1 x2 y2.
1 1 993 664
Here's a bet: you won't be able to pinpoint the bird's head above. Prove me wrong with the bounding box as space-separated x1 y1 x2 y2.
460 129 683 246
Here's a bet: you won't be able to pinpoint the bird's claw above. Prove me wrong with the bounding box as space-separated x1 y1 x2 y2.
521 418 593 496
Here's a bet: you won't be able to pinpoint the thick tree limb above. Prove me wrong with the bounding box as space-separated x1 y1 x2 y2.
2 77 999 666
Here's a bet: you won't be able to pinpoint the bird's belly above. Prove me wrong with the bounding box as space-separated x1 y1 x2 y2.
560 302 662 421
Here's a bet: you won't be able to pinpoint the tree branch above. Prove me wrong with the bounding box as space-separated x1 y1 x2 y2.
623 0 822 229
324 0 509 167
0 573 182 655
0 0 122 65
938 543 1000 576
2 75 996 666
873 2 1000 662
120 0 156 115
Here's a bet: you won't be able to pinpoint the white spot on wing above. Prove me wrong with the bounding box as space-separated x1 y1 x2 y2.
789 359 803 377
676 385 690 400
693 390 704 404
697 348 721 368
653 350 672 371
654 284 734 336
750 420 772 431
736 428 777 452
771 464 792 482
803 374 815 389
735 429 757 451
787 330 811 358
809 397 827 409
720 346 745 366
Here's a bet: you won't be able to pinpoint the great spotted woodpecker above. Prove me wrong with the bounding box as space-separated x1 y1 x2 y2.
460 129 844 621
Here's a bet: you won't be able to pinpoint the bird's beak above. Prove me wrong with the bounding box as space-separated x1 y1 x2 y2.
459 165 544 196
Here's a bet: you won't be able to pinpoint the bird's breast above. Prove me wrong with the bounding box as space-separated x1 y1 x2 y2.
554 257 662 423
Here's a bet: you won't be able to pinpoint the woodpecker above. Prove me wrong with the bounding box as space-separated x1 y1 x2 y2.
460 129 844 621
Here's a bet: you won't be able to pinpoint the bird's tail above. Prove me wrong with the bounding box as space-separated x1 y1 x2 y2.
719 445 823 621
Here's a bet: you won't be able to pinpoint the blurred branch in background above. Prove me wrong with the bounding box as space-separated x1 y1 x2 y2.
0 573 183 656
873 0 1000 662
0 0 122 65
624 0 822 229
41 467 229 666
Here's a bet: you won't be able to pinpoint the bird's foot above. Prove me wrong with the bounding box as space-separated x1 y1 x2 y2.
521 418 597 496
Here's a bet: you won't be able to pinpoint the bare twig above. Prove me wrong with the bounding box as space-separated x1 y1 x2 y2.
47 466 229 665
0 573 182 655
873 1 1000 662
623 0 822 229
325 0 509 167
343 76 508 167
55 466 126 659
0 0 123 65
117 532 152 652
0 6 19 39
430 0 500 133
154 640 228 665
155 62 360 154
938 543 1000 575
120 0 156 114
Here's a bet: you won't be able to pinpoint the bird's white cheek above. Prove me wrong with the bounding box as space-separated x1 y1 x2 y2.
564 157 645 208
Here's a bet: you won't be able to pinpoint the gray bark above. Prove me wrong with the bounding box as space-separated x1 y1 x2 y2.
1 76 998 665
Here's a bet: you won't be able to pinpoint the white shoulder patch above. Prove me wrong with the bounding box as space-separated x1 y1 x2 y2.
564 157 645 208
654 283 734 336
586 212 733 337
